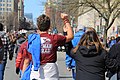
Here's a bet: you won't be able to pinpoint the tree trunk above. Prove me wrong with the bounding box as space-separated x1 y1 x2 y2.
103 27 107 49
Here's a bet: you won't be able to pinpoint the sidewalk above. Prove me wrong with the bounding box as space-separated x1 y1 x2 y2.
57 51 72 80
4 51 72 80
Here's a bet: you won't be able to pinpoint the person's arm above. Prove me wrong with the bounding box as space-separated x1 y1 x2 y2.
7 36 14 60
16 52 23 69
3 34 13 60
61 13 74 42
105 46 118 73
0 46 4 63
15 46 23 74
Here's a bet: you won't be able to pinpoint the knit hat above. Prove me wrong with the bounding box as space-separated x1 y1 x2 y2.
76 24 85 32
77 24 84 30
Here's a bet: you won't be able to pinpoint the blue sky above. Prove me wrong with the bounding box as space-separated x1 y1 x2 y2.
24 0 46 24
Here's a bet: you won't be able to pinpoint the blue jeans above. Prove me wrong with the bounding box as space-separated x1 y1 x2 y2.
0 61 7 80
72 69 76 80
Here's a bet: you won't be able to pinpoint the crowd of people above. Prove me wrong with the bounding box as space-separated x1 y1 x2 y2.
0 13 119 80
0 23 34 80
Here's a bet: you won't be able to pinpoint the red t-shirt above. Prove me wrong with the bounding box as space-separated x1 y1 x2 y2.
40 33 66 65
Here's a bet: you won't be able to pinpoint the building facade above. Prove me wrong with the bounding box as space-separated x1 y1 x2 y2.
0 0 24 31
45 0 63 33
78 9 120 38
24 13 34 29
24 13 33 22
0 0 14 22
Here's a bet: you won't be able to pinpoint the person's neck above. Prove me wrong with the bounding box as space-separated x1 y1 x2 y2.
39 31 48 34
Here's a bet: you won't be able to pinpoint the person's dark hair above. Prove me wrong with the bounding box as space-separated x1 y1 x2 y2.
78 31 103 52
0 23 4 31
72 28 103 53
37 14 50 31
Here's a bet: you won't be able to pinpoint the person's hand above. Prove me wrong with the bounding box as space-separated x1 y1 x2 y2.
61 13 68 20
67 67 71 71
9 53 13 60
16 67 20 75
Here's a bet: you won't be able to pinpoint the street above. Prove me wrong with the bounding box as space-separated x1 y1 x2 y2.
4 51 72 80
0 0 119 80
4 51 113 80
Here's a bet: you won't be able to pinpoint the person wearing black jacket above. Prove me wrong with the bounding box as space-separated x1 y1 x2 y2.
108 37 120 80
65 27 117 80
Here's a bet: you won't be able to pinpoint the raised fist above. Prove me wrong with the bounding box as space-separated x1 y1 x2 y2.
61 13 68 20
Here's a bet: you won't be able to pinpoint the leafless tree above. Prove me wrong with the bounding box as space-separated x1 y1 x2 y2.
6 12 14 32
62 0 120 47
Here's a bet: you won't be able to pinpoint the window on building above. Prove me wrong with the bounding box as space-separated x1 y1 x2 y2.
0 8 2 11
2 8 5 11
7 8 11 11
0 16 2 19
7 4 11 7
7 0 11 2
3 4 5 6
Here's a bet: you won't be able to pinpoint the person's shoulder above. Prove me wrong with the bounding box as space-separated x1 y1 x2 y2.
0 32 8 39
0 31 6 35
21 40 27 45
74 31 84 36
99 48 108 58
111 43 120 47
49 33 65 37
20 41 28 48
100 48 107 54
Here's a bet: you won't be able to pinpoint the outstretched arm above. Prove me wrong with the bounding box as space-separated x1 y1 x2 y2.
61 13 74 43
